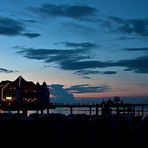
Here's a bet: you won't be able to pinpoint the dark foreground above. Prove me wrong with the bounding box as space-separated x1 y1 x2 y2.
0 113 147 147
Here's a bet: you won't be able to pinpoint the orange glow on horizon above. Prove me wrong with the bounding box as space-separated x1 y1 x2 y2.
73 91 148 99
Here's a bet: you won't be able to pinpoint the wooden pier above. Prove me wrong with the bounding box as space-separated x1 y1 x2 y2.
49 102 148 116
0 101 148 116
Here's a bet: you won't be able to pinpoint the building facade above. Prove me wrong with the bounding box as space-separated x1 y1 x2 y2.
0 76 50 109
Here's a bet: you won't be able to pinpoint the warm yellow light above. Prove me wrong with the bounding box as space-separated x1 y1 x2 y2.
6 96 12 100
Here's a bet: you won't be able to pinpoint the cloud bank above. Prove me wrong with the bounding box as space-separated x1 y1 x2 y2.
15 44 148 76
101 16 148 36
31 3 97 21
49 83 110 103
0 16 40 38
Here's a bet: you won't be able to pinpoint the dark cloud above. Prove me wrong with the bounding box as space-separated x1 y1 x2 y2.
108 16 124 24
74 70 100 79
118 36 148 40
82 76 91 79
0 16 24 36
48 84 75 103
60 60 111 70
32 4 97 21
124 47 148 52
16 46 90 62
114 55 148 73
102 16 148 36
102 71 117 74
75 70 117 76
22 33 41 38
22 19 37 23
75 70 101 75
0 16 40 38
0 68 15 73
16 46 148 75
65 84 110 93
62 42 97 49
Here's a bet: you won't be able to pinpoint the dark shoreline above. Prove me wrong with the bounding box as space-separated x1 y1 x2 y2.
0 113 147 147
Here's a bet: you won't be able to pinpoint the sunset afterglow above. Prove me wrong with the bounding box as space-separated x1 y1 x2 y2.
0 0 148 102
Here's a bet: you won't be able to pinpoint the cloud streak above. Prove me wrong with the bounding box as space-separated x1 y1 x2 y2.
31 3 97 21
75 70 118 76
16 46 90 62
62 42 97 49
65 84 110 93
22 33 41 38
123 47 148 52
0 68 16 73
101 16 148 36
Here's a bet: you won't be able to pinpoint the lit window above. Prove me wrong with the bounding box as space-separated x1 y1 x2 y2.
6 96 12 101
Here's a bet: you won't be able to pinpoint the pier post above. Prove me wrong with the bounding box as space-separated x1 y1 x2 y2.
17 110 20 114
47 107 49 114
70 107 73 115
123 106 126 115
131 105 133 114
89 106 92 116
142 105 144 116
96 106 98 116
116 106 119 115
36 109 39 114
127 106 130 114
133 105 135 115
22 109 28 116
41 109 43 115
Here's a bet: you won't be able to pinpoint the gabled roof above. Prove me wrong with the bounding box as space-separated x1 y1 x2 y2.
0 76 39 89
13 75 27 88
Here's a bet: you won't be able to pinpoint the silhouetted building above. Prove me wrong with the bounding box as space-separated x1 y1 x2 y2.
0 76 50 109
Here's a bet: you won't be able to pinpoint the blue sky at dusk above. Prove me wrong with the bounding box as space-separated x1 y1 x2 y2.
0 0 148 102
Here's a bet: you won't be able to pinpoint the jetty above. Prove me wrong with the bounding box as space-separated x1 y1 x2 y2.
0 101 148 116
